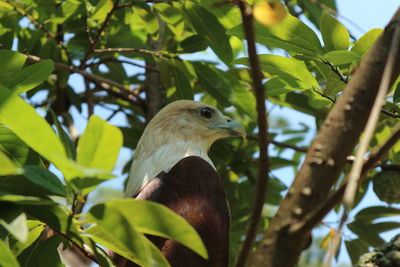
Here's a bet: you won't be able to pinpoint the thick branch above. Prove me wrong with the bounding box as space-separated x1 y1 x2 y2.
292 122 400 234
251 8 400 267
234 1 270 267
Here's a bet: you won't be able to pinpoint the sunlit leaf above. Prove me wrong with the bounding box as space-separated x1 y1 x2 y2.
228 14 322 56
12 60 54 94
0 50 26 88
0 203 28 243
0 150 23 175
0 239 19 267
88 199 207 259
351 28 383 56
320 13 350 51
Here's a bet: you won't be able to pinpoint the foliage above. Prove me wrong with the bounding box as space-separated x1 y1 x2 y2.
0 0 399 266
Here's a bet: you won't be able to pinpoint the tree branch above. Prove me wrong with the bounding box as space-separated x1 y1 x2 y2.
290 122 400 235
26 55 144 108
79 0 121 69
234 1 270 267
247 134 308 153
94 48 175 58
251 8 400 267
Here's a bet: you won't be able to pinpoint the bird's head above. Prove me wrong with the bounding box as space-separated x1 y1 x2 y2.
143 100 246 151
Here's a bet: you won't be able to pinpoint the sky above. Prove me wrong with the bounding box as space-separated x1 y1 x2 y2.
25 0 400 266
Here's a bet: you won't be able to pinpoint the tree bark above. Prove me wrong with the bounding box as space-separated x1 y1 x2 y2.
251 8 400 267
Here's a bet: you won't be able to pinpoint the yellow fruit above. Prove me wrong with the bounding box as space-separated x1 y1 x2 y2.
253 1 288 26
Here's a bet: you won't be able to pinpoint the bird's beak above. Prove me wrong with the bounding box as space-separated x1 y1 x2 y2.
210 117 246 141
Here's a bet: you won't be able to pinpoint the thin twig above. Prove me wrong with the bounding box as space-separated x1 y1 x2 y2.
26 54 143 107
322 60 348 83
87 57 159 72
234 1 270 267
94 48 175 58
80 0 121 69
247 134 308 153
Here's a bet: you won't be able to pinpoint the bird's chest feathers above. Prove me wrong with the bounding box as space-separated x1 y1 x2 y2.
126 139 215 197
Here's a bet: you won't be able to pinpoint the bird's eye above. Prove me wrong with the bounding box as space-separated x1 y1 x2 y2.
200 107 213 119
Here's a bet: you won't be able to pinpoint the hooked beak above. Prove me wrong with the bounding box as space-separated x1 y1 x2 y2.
209 117 246 141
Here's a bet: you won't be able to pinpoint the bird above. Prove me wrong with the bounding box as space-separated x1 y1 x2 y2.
112 100 245 267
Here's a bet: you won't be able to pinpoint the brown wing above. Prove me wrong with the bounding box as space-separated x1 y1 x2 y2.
110 156 230 267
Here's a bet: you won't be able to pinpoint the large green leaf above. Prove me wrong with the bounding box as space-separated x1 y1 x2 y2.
0 125 43 167
354 206 400 222
227 14 322 56
322 50 359 65
320 13 349 51
192 62 232 107
90 199 208 259
184 2 233 65
11 60 54 94
22 166 67 197
351 28 383 56
0 50 26 88
86 203 172 267
235 55 319 88
0 150 22 175
345 238 369 264
0 239 19 267
77 115 122 171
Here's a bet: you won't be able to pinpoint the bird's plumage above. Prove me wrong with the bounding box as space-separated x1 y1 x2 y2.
117 100 245 267
125 100 245 198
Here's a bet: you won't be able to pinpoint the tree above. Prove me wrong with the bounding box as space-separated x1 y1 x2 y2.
0 0 399 266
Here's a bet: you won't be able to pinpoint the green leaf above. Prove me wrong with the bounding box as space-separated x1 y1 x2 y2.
192 62 232 107
264 77 303 97
345 238 369 264
227 14 322 56
86 204 171 267
171 60 193 99
12 60 54 94
322 50 359 65
0 125 43 167
17 235 65 267
355 206 400 222
0 87 66 170
0 239 19 267
49 109 77 160
22 166 67 197
0 50 26 88
0 203 28 243
77 115 122 171
351 28 383 56
184 2 233 65
347 221 384 246
10 220 45 256
90 199 208 259
179 34 208 53
320 13 350 51
235 55 319 88
0 150 23 175
91 0 113 23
